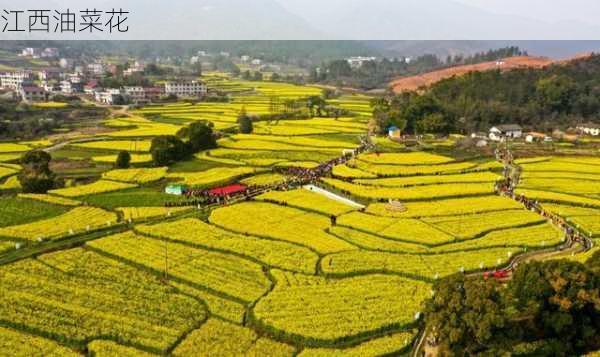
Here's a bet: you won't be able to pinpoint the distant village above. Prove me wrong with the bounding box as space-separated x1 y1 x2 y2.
2 46 599 142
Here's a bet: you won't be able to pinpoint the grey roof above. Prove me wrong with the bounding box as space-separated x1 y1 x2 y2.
493 124 522 132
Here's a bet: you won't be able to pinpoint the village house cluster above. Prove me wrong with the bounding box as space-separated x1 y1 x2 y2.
0 52 208 105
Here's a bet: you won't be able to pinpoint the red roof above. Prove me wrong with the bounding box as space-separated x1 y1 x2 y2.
207 184 248 197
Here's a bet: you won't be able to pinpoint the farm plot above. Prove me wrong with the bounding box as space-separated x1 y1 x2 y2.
337 212 454 245
0 143 30 153
173 319 295 357
242 173 286 186
87 340 155 357
18 194 82 206
422 209 545 240
230 134 357 149
332 164 377 179
365 195 522 218
322 178 494 201
218 138 344 153
72 140 152 152
519 178 600 197
167 166 259 187
252 270 430 343
541 204 600 237
0 206 117 241
431 223 563 253
208 148 335 165
92 153 153 164
354 159 502 177
358 152 454 165
519 158 600 175
105 117 182 138
136 218 318 273
102 167 168 184
0 175 20 190
209 202 357 254
0 248 206 353
0 196 69 227
49 180 137 197
117 207 191 221
256 188 358 216
321 248 518 279
299 330 416 357
515 189 600 208
88 231 271 303
0 165 19 181
354 171 501 187
0 326 78 356
329 226 428 254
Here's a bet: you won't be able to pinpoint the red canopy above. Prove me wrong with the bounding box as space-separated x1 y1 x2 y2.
207 184 248 197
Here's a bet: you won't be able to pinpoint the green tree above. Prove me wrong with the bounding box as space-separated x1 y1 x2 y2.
509 260 600 355
417 112 452 135
424 274 510 355
18 150 58 193
307 95 326 117
115 150 131 169
237 107 253 134
187 122 217 153
150 135 190 166
536 75 576 114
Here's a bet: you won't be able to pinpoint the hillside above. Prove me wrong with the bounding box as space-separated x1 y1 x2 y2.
390 56 553 93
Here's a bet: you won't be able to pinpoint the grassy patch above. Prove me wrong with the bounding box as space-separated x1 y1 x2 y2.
0 196 69 228
83 187 188 209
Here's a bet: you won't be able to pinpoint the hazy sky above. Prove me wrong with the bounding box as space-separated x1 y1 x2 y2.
453 0 600 25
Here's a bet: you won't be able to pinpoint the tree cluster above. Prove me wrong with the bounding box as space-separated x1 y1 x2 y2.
18 150 61 193
150 121 217 166
372 54 600 135
425 255 600 355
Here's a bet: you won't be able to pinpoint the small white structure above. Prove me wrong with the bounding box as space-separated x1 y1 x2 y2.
346 56 377 69
576 122 600 137
489 124 523 142
476 139 488 147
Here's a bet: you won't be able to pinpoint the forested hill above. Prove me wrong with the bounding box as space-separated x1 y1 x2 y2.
373 54 600 135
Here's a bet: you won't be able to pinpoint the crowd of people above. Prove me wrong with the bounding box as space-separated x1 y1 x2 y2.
164 136 374 209
496 147 593 251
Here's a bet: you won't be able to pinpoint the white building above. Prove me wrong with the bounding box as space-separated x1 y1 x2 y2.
346 56 377 69
164 80 207 98
19 85 47 102
123 86 146 102
87 63 106 76
38 69 62 81
0 71 34 89
95 88 123 105
576 123 600 137
20 48 37 57
41 48 59 58
59 58 73 69
489 124 523 142
251 59 262 66
241 55 251 62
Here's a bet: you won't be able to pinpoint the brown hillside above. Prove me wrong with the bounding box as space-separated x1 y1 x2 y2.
390 56 554 93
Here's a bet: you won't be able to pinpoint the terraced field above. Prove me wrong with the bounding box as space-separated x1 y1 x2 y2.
0 75 595 356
